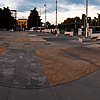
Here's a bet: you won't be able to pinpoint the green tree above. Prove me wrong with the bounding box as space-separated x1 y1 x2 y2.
50 24 55 29
28 8 41 28
0 7 15 30
46 21 51 29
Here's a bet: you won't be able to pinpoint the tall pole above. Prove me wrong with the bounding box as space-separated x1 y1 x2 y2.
86 0 88 37
55 0 58 36
75 18 76 35
44 3 46 27
97 13 99 26
39 9 41 27
40 9 41 27
56 0 57 30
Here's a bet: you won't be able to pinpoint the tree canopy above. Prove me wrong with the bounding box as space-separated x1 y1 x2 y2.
0 7 15 30
28 8 41 28
62 17 81 24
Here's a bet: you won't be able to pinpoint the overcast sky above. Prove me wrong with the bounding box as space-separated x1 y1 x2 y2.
0 0 100 24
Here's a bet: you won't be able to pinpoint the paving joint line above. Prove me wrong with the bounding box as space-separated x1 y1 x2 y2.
6 88 10 100
51 88 59 100
61 48 100 68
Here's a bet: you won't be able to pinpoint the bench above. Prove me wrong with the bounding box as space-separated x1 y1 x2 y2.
64 32 73 36
91 33 100 40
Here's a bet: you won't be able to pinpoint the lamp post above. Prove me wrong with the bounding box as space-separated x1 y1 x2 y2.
75 18 77 35
97 13 99 26
56 0 58 36
56 0 57 30
86 0 88 37
39 9 41 31
44 3 46 27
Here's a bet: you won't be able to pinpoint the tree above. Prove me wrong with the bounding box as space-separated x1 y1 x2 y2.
0 7 15 30
46 21 51 29
50 24 55 29
28 8 41 28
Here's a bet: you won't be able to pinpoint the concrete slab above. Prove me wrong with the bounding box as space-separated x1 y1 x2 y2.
0 49 49 88
30 38 46 41
36 46 100 86
0 31 100 100
8 88 56 100
79 37 91 42
84 44 100 51
6 69 100 100
0 86 9 100
52 69 100 100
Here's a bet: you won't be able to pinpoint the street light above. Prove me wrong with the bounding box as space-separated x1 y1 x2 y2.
44 3 46 27
86 0 88 37
97 13 100 26
56 0 58 36
56 0 57 30
38 9 41 30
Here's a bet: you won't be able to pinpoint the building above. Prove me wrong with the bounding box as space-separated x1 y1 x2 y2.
11 10 17 31
17 19 27 31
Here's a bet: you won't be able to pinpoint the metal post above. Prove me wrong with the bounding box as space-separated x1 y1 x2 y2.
97 13 99 26
40 9 41 27
84 15 86 35
56 0 57 30
86 0 88 37
75 18 76 35
84 16 85 27
37 18 38 28
44 3 46 27
56 0 58 36
39 9 41 32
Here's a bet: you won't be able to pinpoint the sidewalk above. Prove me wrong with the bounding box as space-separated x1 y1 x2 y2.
0 69 100 100
0 31 100 100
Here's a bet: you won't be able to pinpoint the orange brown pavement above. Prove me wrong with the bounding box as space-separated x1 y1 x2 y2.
0 48 6 55
36 47 100 86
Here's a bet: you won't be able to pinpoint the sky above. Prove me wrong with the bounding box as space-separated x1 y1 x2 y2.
0 0 100 24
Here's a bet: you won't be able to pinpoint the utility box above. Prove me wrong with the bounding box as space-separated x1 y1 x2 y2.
78 28 82 36
89 29 92 37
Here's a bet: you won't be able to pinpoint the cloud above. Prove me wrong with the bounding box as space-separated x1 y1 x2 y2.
41 3 100 24
17 11 30 19
0 4 5 7
89 0 100 6
0 0 100 24
67 0 85 4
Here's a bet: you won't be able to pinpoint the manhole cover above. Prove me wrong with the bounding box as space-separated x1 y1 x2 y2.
1 43 10 47
0 37 5 41
24 43 31 45
44 43 51 45
37 34 48 36
28 33 33 34
1 43 9 45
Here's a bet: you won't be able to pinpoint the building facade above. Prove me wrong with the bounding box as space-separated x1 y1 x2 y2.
17 19 27 31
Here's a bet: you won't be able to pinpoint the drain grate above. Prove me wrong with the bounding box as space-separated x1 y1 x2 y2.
37 34 48 36
1 43 10 47
24 43 31 45
0 37 5 41
28 33 33 34
44 43 51 45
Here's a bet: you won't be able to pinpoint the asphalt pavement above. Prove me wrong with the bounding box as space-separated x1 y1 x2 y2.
0 31 100 100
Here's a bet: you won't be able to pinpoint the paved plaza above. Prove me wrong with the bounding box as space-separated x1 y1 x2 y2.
0 31 100 100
